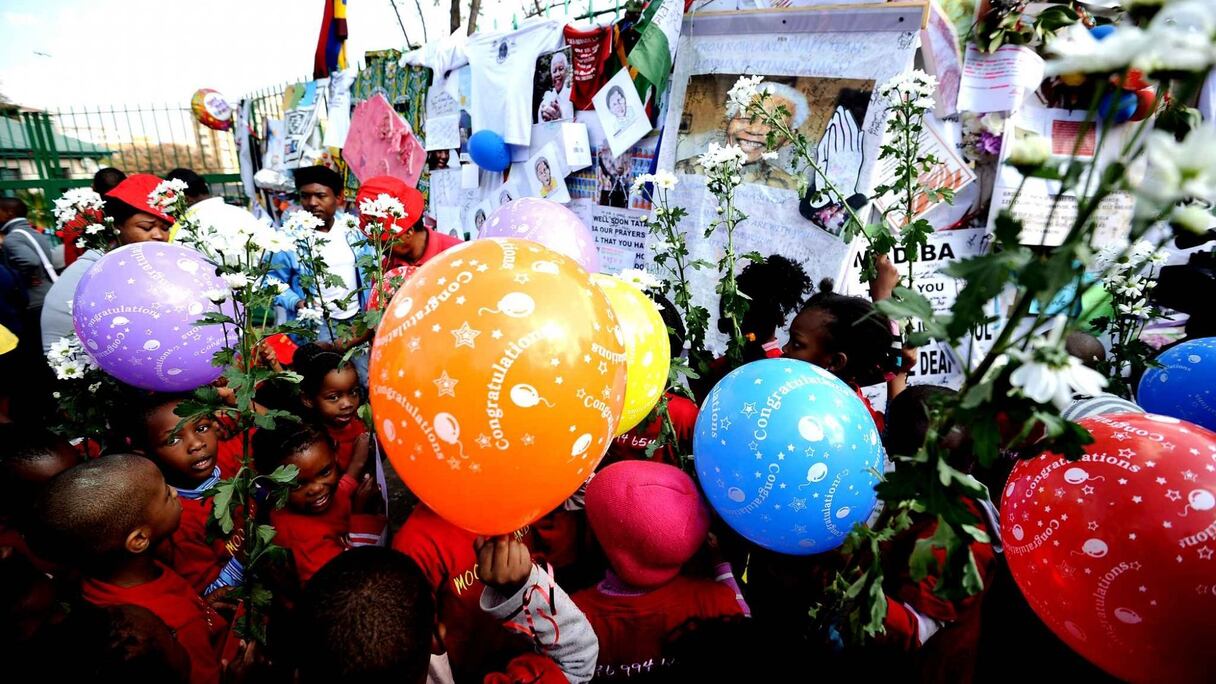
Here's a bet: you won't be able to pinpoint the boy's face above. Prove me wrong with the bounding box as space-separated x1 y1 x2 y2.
145 401 220 489
141 469 183 545
286 442 341 514
305 367 360 428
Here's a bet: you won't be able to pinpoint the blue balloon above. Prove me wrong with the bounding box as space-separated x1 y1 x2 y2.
1089 24 1116 41
1098 91 1138 124
1138 337 1216 431
693 358 884 555
468 130 511 172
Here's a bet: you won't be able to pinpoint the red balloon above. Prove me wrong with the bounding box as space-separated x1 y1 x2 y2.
1002 413 1216 683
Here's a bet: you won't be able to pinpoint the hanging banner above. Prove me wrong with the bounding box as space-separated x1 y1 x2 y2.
655 5 922 352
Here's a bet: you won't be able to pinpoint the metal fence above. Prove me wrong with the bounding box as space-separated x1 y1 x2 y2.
0 79 302 228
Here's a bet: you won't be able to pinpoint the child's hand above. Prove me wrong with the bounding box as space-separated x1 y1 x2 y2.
896 345 918 376
347 432 372 477
352 474 384 515
870 252 900 302
474 535 532 596
206 586 240 618
255 342 283 373
221 639 264 683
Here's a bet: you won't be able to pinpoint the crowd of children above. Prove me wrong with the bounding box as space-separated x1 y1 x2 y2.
0 165 1140 683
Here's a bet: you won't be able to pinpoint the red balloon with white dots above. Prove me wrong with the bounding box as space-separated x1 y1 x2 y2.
1002 412 1216 683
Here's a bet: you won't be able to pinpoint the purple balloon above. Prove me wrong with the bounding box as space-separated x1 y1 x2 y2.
480 198 601 273
73 242 235 391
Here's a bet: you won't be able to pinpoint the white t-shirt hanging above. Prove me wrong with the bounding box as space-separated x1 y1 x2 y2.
466 19 563 146
317 221 360 321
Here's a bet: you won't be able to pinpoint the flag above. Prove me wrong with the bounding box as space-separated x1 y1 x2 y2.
625 0 684 102
313 0 349 79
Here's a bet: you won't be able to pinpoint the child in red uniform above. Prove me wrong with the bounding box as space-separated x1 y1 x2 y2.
782 278 911 432
573 461 747 681
253 422 384 583
393 504 538 681
30 454 226 684
130 393 246 596
294 540 598 683
294 343 367 472
0 425 80 572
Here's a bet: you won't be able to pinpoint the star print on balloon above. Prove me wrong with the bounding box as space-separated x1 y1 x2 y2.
369 238 626 535
693 358 885 555
73 242 235 391
1137 337 1216 432
1002 412 1216 683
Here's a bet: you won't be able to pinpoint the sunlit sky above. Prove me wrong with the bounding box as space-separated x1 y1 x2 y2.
0 0 597 110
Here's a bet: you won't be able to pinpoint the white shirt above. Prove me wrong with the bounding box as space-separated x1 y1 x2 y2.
317 221 359 320
466 19 563 146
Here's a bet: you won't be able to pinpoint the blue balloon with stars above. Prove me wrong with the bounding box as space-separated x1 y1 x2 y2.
693 358 885 555
1138 337 1216 432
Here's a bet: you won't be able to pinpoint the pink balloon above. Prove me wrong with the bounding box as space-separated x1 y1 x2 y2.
480 198 600 273
73 242 236 391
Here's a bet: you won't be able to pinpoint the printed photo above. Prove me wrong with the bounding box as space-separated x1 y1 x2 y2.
525 142 571 204
427 148 458 171
534 47 574 124
593 69 653 157
568 125 658 211
674 74 874 234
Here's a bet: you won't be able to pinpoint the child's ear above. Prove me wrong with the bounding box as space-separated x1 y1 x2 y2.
125 525 153 555
827 351 849 375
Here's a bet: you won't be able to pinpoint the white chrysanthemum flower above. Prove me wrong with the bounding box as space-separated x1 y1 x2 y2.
699 142 748 176
1008 132 1052 168
727 75 765 113
282 209 324 239
631 173 655 195
203 288 229 304
87 382 101 394
1007 319 1108 409
359 193 406 219
617 268 662 292
52 188 105 228
297 306 324 323
1170 204 1214 233
148 178 189 213
652 170 678 190
54 360 86 381
1137 127 1216 209
221 272 249 289
880 69 938 109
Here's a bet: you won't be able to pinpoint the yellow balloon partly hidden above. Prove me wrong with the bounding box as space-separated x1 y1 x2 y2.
591 274 670 435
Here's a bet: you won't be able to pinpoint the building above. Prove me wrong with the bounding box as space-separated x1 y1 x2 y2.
0 105 112 181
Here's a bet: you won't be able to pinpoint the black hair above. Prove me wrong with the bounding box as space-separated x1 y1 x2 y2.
252 420 333 475
29 454 160 564
293 343 353 397
1065 331 1106 370
50 604 189 683
294 166 344 196
102 195 142 226
295 547 434 683
164 168 209 200
607 85 626 104
884 385 957 457
92 167 127 195
0 424 79 520
650 291 686 358
800 278 898 386
0 197 27 218
122 392 196 450
734 254 812 342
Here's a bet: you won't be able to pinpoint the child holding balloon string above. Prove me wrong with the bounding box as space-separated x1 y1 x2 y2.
252 422 385 584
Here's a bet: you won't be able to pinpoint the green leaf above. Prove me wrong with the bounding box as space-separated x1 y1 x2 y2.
262 464 300 487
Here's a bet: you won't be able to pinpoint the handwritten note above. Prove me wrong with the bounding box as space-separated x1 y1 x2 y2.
956 44 1044 114
425 90 461 151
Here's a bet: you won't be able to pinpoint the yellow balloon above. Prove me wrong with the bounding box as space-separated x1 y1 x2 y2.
591 275 670 435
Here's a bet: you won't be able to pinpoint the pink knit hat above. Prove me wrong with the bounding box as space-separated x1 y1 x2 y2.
586 460 710 590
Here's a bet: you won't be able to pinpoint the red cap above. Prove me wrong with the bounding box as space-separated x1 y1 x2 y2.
586 461 711 590
104 174 174 224
355 176 425 235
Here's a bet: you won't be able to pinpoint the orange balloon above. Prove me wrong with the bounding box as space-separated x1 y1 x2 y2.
369 238 627 534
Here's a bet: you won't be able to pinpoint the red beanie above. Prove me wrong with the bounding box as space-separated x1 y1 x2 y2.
355 175 425 234
586 461 710 590
104 173 174 224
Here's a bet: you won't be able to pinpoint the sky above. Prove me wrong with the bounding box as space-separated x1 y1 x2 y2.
0 0 594 110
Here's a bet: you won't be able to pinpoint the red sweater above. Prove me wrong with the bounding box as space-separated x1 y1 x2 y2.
572 575 745 681
392 505 534 681
81 562 225 684
162 441 244 594
271 474 386 583
326 419 367 473
605 393 698 468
